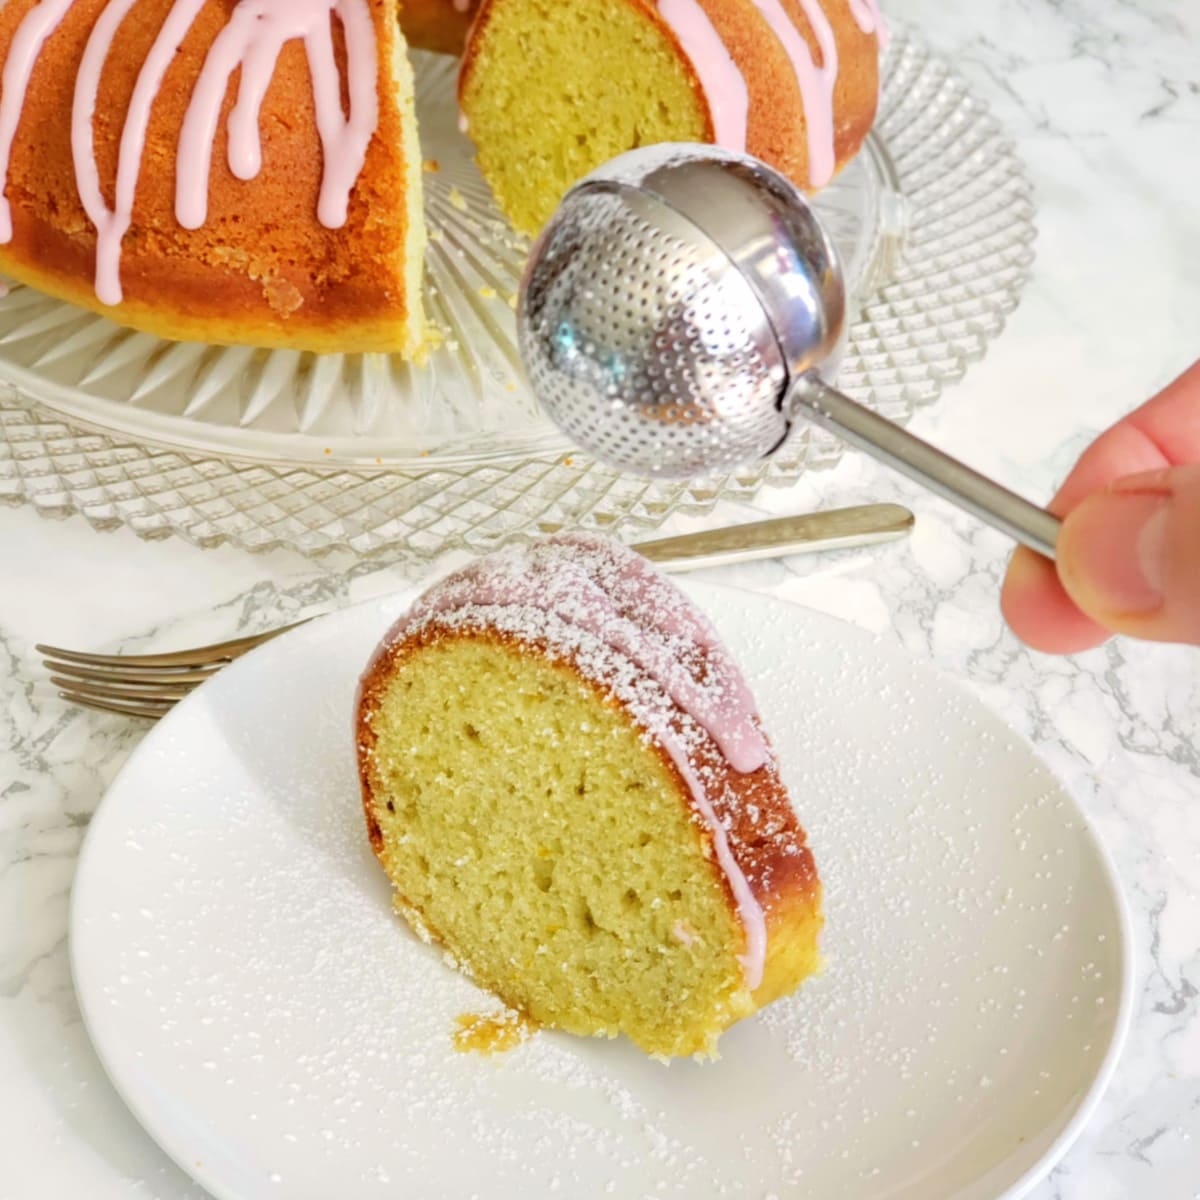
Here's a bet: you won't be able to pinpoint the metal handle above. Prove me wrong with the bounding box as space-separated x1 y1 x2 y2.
632 503 914 570
789 376 1060 560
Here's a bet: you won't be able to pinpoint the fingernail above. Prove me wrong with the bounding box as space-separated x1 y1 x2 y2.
1060 492 1170 616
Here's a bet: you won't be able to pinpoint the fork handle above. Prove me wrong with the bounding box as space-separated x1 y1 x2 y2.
41 502 915 676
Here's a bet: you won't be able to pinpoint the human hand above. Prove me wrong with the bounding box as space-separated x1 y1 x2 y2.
1001 358 1200 652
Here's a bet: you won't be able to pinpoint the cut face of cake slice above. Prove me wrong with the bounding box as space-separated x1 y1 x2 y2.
356 533 822 1058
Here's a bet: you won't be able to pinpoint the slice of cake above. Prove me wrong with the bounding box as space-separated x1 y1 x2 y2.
355 533 822 1058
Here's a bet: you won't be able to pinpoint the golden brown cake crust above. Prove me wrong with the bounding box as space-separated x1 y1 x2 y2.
0 0 421 353
744 0 879 188
357 618 821 1007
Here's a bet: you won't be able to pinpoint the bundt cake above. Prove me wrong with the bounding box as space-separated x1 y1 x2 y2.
458 0 886 234
355 533 823 1059
0 0 425 354
0 0 881 353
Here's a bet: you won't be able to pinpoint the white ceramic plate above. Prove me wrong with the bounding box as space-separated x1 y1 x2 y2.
71 582 1133 1200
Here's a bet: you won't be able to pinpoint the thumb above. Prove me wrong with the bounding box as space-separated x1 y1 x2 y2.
1056 464 1200 645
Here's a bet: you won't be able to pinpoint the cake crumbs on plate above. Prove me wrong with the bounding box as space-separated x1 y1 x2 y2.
453 1009 536 1055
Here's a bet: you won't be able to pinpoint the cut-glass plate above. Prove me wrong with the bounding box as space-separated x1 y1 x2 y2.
0 29 1035 558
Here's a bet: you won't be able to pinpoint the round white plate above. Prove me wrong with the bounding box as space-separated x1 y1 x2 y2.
70 582 1133 1200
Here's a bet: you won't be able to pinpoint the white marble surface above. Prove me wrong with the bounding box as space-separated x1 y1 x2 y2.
1 0 1198 1196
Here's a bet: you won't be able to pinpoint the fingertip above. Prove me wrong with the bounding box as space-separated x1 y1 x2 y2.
1056 468 1200 645
1001 545 1112 655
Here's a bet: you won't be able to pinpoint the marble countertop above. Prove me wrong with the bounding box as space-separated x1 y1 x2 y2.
2 0 1198 1196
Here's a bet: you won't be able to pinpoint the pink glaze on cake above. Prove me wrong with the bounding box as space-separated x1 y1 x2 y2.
846 0 887 42
0 0 379 305
73 0 202 307
653 0 883 189
656 0 748 153
749 0 839 186
176 0 378 232
376 533 774 989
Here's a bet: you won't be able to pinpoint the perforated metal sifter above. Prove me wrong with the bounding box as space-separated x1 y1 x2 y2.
517 144 1060 559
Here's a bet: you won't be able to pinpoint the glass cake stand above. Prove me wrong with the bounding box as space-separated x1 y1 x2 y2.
0 28 1035 558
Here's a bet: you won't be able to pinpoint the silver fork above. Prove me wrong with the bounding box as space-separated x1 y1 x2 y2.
38 621 312 720
38 503 914 720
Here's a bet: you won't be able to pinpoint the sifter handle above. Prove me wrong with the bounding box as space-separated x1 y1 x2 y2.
789 375 1061 560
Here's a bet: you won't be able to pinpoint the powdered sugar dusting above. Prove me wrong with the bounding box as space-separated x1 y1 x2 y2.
389 534 768 772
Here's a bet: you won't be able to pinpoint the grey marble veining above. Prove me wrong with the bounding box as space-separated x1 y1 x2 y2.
1 0 1199 1195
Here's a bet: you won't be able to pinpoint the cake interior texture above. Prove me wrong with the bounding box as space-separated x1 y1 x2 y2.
362 633 771 1058
459 0 708 234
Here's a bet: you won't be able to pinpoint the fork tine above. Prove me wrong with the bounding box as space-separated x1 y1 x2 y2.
55 689 175 720
48 674 203 702
41 658 224 687
35 617 309 670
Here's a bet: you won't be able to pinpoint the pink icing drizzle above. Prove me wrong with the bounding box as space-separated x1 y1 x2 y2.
0 0 76 243
0 0 378 306
656 0 748 154
73 0 204 306
379 534 773 989
846 0 888 43
654 0 884 189
176 0 378 232
749 0 839 187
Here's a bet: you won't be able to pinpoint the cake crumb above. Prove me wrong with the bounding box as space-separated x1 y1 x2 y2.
261 274 304 317
448 186 468 211
453 1009 535 1055
423 158 440 173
